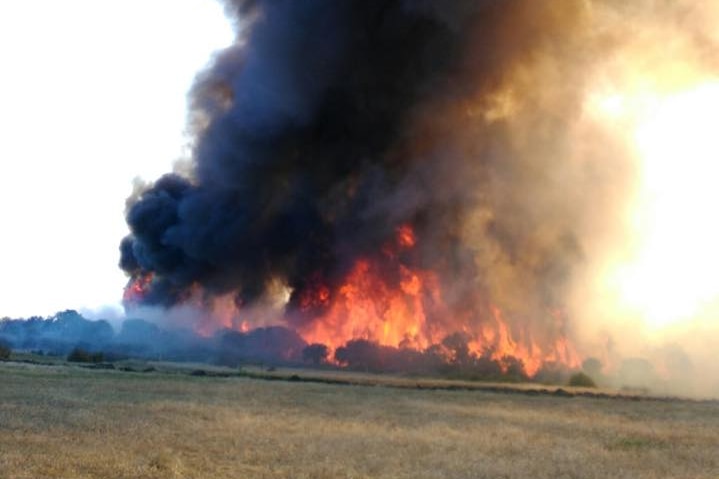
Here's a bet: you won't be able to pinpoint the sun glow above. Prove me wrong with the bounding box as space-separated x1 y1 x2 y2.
594 81 719 329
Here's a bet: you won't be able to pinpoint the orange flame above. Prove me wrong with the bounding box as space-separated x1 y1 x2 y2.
123 273 154 304
294 225 580 375
297 258 439 352
465 307 580 376
396 224 417 248
186 224 581 376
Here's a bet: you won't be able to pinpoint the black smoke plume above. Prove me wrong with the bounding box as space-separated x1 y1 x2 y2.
120 1 605 349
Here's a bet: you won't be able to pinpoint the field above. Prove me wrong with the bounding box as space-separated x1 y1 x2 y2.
1 360 718 479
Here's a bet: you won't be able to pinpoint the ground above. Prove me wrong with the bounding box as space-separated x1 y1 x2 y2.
0 360 718 479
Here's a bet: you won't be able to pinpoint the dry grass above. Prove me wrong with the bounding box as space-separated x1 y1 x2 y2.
1 361 718 479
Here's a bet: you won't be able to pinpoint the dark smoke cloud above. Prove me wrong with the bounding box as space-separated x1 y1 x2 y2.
120 1 609 342
125 1 472 297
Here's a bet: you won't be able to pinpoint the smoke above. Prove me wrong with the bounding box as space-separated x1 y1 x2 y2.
122 0 586 318
119 1 719 396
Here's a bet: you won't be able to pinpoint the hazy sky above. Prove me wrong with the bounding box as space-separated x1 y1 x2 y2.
0 1 234 318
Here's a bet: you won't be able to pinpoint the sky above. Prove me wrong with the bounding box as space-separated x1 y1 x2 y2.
0 1 235 318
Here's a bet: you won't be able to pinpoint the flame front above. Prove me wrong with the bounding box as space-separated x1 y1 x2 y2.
123 227 579 376
298 259 436 352
292 225 579 376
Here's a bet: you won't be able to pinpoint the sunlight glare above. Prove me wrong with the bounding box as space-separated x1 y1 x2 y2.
614 83 719 328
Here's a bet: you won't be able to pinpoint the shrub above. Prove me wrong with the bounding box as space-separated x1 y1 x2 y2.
67 347 104 363
0 342 11 360
302 343 329 365
582 357 603 377
568 372 597 388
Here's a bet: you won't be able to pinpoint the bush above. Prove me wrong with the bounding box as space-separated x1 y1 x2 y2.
568 372 597 388
0 342 11 360
67 347 104 363
582 357 603 377
302 343 329 365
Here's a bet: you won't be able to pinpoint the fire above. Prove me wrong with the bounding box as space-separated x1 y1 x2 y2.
131 223 580 376
126 224 580 377
467 306 580 376
298 258 437 352
295 224 435 350
396 224 417 248
297 278 331 312
122 273 154 304
294 225 579 376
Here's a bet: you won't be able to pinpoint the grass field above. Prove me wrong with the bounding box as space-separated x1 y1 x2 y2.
1 360 718 479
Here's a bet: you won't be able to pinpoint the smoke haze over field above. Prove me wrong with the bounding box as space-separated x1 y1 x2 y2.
120 1 719 396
